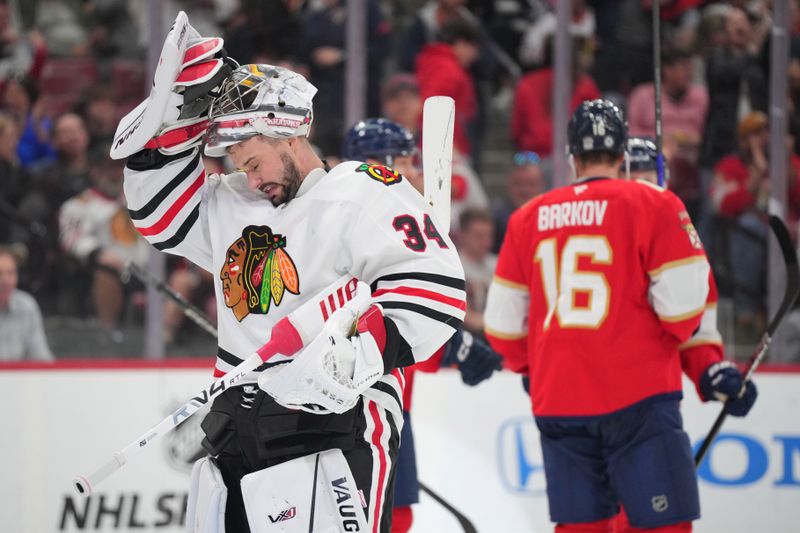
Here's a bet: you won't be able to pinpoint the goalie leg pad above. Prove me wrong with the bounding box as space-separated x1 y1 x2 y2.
186 457 227 533
240 449 368 533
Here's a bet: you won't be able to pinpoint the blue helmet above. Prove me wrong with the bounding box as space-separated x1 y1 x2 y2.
627 137 658 172
342 118 416 165
567 99 627 157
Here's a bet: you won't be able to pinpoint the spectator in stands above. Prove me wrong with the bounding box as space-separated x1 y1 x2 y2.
76 86 117 150
628 47 708 160
701 6 769 169
299 0 389 156
398 0 467 72
1 74 55 168
0 246 54 361
381 73 422 139
239 0 305 65
511 36 600 158
0 113 27 244
518 0 595 69
21 113 90 247
628 46 709 221
457 207 496 336
590 0 653 94
0 0 47 81
33 0 89 57
17 112 90 312
401 1 500 169
416 18 481 160
491 151 549 253
710 112 800 336
84 0 140 61
58 145 148 341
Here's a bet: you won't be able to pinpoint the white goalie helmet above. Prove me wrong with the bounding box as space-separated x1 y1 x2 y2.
204 64 317 157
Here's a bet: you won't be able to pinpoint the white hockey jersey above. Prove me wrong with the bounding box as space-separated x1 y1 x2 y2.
123 150 466 419
59 187 150 267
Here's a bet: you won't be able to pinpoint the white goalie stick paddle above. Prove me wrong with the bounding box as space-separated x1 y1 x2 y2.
110 11 193 160
422 96 455 234
73 274 370 496
695 215 800 467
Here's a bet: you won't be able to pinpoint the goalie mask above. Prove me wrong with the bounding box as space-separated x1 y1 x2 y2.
204 64 317 157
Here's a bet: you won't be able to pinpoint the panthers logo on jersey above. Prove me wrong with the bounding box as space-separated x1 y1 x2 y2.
220 225 300 322
356 163 403 186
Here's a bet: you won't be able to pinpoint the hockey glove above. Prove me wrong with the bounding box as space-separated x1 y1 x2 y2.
111 12 236 159
443 329 502 386
258 304 385 415
699 361 758 417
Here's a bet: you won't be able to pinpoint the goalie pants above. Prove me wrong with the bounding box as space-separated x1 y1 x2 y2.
200 386 401 533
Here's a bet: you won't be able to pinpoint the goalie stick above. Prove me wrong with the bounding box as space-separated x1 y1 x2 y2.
128 268 479 531
694 215 800 466
422 96 455 234
73 274 368 496
124 261 217 338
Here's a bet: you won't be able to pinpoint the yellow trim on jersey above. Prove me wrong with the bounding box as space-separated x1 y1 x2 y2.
485 326 528 340
679 338 724 350
635 178 666 191
648 255 707 277
493 276 527 291
658 304 705 323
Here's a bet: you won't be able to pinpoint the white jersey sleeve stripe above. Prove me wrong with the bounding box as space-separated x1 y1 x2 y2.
133 167 205 236
484 279 530 338
679 306 723 349
649 258 710 321
127 151 202 220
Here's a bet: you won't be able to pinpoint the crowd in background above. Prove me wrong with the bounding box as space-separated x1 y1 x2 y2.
1 0 800 362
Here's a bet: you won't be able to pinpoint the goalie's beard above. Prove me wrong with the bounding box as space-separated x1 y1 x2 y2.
269 153 303 207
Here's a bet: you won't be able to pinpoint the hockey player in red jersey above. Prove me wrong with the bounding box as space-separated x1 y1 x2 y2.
484 102 757 532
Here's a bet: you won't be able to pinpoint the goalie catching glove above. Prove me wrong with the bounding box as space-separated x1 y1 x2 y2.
699 361 758 417
110 11 236 159
258 303 386 415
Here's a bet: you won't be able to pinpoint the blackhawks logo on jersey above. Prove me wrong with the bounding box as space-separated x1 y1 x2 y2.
356 163 403 186
221 225 300 321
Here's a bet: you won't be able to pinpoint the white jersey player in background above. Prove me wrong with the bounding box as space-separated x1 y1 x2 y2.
114 16 465 533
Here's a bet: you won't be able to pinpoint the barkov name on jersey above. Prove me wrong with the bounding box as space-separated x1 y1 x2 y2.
537 199 609 231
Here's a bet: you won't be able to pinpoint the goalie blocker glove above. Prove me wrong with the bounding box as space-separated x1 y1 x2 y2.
443 329 502 386
699 361 758 417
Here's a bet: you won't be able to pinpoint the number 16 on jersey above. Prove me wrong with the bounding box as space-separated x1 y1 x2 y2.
535 235 612 330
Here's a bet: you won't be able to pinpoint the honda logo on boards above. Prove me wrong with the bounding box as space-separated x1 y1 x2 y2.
497 417 546 495
694 432 800 487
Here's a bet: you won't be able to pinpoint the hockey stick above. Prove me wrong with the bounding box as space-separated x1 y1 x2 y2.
652 0 666 187
124 261 217 338
694 215 800 466
422 96 455 234
130 270 480 531
419 481 478 533
73 274 368 495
